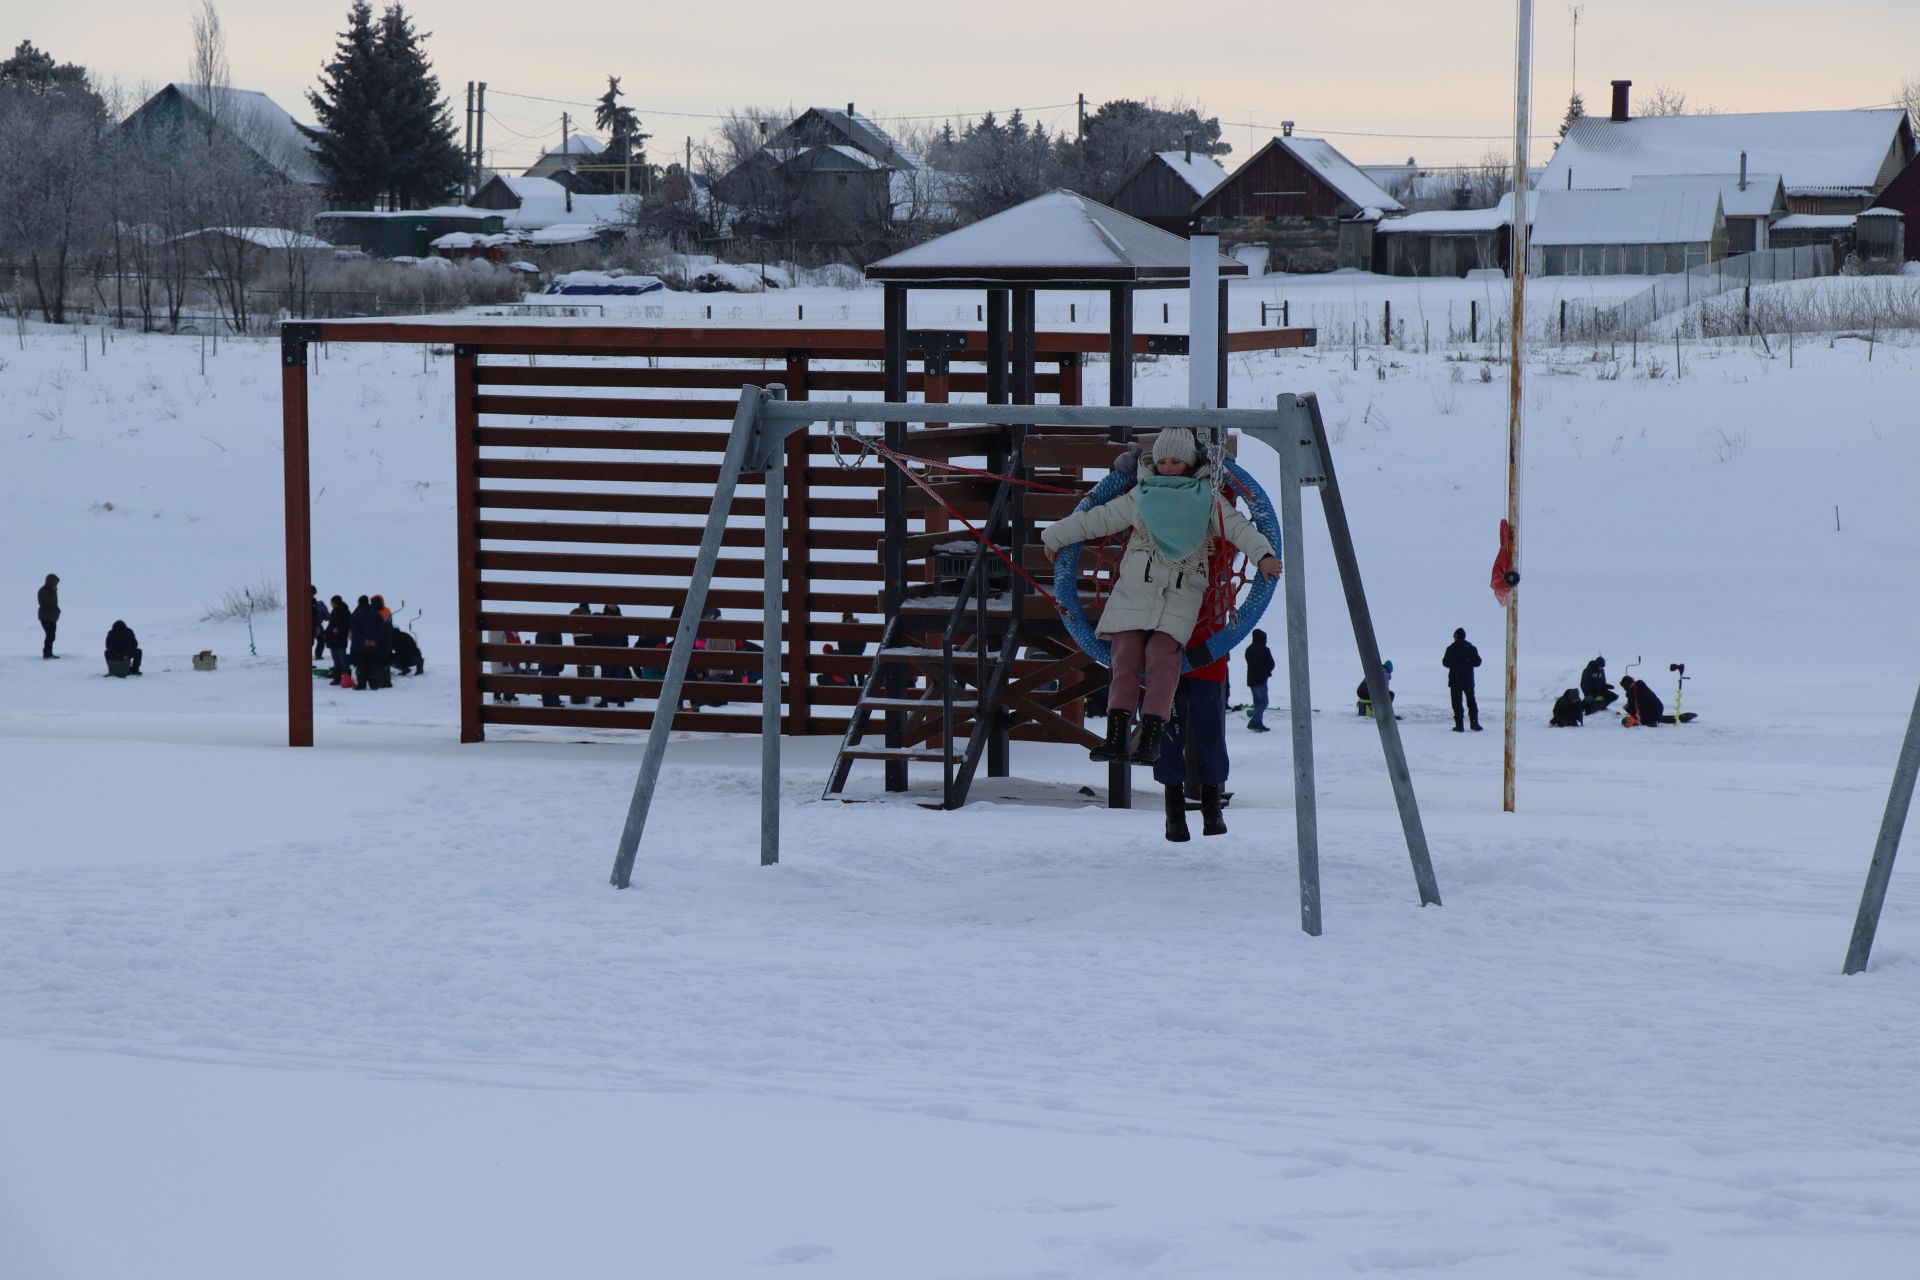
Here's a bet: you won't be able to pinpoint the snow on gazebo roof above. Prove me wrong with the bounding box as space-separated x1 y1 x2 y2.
866 189 1246 286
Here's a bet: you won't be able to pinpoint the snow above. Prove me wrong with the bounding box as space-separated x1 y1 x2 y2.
4 291 1920 1276
1154 150 1229 199
870 189 1243 279
1376 192 1534 235
485 176 633 231
176 226 335 251
1541 109 1911 198
1630 172 1787 220
1772 213 1858 231
1530 188 1723 246
1269 137 1406 213
160 83 325 186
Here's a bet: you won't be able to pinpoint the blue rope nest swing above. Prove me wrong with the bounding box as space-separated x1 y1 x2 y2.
1050 453 1283 673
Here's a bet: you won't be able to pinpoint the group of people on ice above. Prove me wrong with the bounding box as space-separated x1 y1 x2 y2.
315 589 421 691
36 572 144 677
1549 657 1679 727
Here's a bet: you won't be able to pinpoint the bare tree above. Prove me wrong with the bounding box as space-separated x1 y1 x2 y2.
1897 76 1920 131
0 88 104 323
189 0 231 139
1468 148 1514 207
1637 81 1716 117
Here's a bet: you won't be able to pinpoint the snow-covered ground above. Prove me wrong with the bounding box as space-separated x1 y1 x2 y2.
4 289 1919 1278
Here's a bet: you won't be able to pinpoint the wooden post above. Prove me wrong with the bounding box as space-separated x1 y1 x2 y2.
280 331 314 748
784 353 813 733
452 345 483 744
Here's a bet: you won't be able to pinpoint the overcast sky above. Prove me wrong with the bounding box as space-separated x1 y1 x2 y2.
26 0 1917 171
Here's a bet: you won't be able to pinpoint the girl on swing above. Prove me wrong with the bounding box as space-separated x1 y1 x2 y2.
1041 427 1281 766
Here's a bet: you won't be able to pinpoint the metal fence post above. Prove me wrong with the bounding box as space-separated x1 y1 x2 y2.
762 387 787 868
1275 397 1321 936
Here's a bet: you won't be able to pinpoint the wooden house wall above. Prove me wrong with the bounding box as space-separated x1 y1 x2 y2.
1109 160 1200 234
1869 155 1920 257
1195 144 1357 221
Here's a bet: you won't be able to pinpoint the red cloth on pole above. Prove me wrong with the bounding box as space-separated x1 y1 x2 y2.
1491 519 1515 607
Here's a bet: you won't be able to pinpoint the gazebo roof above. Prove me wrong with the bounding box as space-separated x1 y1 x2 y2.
867 189 1247 287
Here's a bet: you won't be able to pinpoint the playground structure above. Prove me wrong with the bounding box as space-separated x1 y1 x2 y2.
606 387 1442 936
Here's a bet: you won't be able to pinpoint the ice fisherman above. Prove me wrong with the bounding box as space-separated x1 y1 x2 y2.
1619 675 1664 727
1041 427 1280 767
1442 627 1483 732
103 620 142 676
1243 628 1274 733
37 573 60 659
1581 657 1617 711
1357 661 1396 717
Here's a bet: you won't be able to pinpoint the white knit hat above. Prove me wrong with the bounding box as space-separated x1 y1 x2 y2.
1151 427 1198 466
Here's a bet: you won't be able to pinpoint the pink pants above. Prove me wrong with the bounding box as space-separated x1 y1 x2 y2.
1108 630 1183 721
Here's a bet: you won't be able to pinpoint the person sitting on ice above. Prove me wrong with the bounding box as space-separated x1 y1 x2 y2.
1042 427 1280 767
1619 674 1664 727
103 619 143 676
1581 656 1617 711
1549 688 1585 727
1356 660 1396 717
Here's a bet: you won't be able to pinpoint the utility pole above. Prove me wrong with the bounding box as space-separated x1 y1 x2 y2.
463 81 475 199
560 112 573 213
474 82 487 193
1504 0 1535 814
1076 92 1086 144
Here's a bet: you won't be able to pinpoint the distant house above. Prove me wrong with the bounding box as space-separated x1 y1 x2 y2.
1870 152 1920 259
1529 188 1726 276
315 208 504 258
1629 172 1786 253
119 83 325 188
710 104 951 252
1373 193 1533 277
1107 148 1230 234
1190 134 1403 273
523 134 606 187
1539 83 1914 216
470 175 631 231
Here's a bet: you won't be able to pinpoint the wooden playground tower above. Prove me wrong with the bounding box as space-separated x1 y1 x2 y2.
277 196 1312 811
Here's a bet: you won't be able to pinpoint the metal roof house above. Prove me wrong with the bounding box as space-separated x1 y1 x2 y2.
119 83 325 188
1106 147 1230 234
1539 82 1914 216
1528 188 1726 276
1867 152 1920 260
1628 171 1787 253
1372 192 1535 277
1190 134 1403 273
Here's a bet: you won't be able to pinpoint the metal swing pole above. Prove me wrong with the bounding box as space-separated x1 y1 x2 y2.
1843 683 1920 974
610 387 773 889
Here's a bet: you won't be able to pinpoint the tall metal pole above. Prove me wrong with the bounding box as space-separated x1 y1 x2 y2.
1504 0 1535 814
463 81 475 200
474 83 487 191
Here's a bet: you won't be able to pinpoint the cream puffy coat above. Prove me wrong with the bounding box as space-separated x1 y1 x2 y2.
1042 469 1276 642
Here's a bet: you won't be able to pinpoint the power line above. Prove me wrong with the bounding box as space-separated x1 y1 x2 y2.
486 86 1076 124
484 110 561 142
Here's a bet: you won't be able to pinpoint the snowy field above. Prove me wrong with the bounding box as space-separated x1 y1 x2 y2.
4 282 1920 1278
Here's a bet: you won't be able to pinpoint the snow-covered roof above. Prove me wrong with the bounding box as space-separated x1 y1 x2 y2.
1629 172 1786 220
868 189 1245 284
1859 207 1903 218
525 224 605 245
554 135 605 155
1375 192 1535 234
1530 189 1723 246
1540 110 1912 198
176 225 333 251
1771 213 1857 231
1156 151 1229 199
810 107 927 173
486 177 633 231
158 83 325 186
1270 137 1405 213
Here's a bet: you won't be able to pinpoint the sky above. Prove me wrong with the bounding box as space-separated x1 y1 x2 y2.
23 0 1917 172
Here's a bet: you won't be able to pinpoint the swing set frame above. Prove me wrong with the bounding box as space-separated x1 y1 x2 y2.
609 386 1441 937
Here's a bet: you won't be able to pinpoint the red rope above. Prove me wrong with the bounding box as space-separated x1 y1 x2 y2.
878 446 1083 494
866 439 1064 610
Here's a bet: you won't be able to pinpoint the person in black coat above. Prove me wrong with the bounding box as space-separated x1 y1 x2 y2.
1244 629 1275 732
1549 688 1585 727
37 573 60 658
568 603 596 705
322 595 351 684
310 587 329 660
595 603 632 707
103 620 142 675
1581 657 1617 711
1620 675 1664 727
1442 627 1483 732
347 596 379 690
535 627 564 706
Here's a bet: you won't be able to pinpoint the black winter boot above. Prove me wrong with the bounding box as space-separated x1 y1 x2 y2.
1199 784 1227 836
1129 713 1166 765
1090 710 1133 762
1164 785 1191 842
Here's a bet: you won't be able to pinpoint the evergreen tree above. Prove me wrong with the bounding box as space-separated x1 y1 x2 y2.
305 2 461 208
592 75 649 194
305 2 388 207
0 40 104 117
1558 92 1586 142
374 3 462 208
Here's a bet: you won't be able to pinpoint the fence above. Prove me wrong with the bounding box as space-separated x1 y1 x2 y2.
1561 246 1835 341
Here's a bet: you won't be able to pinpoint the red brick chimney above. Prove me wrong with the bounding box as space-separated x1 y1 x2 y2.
1610 80 1632 123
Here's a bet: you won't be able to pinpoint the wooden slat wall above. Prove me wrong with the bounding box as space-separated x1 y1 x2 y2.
459 349 1097 739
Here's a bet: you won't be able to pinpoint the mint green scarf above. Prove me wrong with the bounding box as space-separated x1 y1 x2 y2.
1134 472 1213 564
